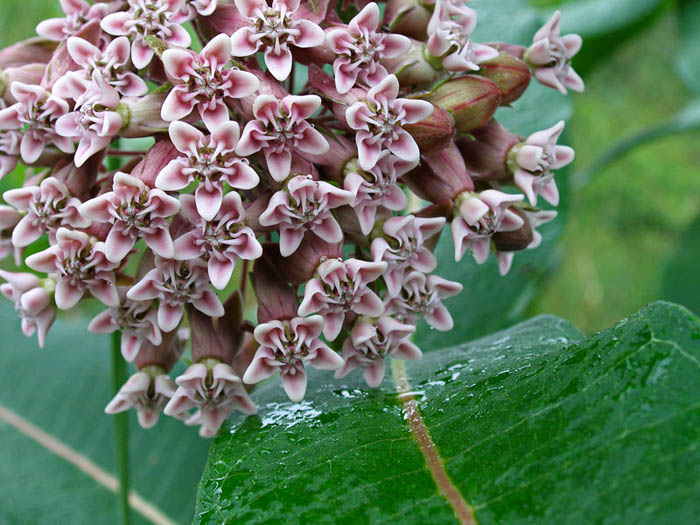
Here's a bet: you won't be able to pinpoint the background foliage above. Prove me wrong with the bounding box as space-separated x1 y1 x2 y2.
0 0 698 523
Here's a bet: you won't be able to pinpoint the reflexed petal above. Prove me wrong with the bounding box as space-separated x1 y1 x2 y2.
281 368 307 402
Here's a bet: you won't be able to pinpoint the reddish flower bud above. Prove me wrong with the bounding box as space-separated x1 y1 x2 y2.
0 37 56 70
456 119 520 180
253 245 299 323
491 207 534 252
426 75 501 134
189 291 245 364
402 142 474 204
478 53 531 105
382 40 440 89
382 0 431 41
283 234 342 285
133 331 182 373
404 103 455 154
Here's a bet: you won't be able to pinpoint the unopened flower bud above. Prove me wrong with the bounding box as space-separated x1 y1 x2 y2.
404 103 455 154
491 207 534 252
427 75 501 134
283 234 342 285
0 37 56 69
402 143 474 204
0 64 46 103
253 245 300 323
382 40 440 88
189 291 245 364
456 119 520 180
117 94 170 138
477 53 531 105
383 0 432 40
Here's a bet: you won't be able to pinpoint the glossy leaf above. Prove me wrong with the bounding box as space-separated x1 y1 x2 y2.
195 301 699 523
0 303 210 524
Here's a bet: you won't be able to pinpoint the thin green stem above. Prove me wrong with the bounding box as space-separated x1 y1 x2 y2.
110 330 131 525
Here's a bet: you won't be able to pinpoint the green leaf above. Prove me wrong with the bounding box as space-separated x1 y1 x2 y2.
0 303 211 524
676 0 700 95
195 301 699 523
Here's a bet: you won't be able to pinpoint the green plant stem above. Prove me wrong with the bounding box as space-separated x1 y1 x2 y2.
110 331 130 525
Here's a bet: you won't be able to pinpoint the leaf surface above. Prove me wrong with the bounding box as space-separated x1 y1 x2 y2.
0 303 211 524
196 302 700 524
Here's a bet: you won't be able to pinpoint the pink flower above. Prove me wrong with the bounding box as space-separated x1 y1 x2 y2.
230 0 325 81
161 34 259 127
36 0 117 41
524 11 584 94
101 0 192 69
164 361 257 437
25 227 119 309
65 36 149 96
346 75 433 170
156 120 259 221
298 258 387 340
0 270 56 348
343 153 412 235
173 193 263 289
53 75 123 167
243 315 344 402
3 177 89 247
237 94 329 182
451 189 524 264
79 172 181 263
0 82 73 163
127 257 224 332
180 0 218 18
0 127 21 178
370 215 445 296
384 271 462 331
335 315 421 387
259 174 354 256
427 19 498 72
327 3 410 94
0 205 21 265
106 370 176 428
511 120 574 206
88 289 162 362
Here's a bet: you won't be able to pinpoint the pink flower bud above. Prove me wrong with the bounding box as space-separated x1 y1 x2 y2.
426 75 501 134
477 53 532 105
456 119 520 181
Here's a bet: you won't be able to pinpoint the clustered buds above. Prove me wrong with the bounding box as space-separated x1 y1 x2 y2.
0 0 582 437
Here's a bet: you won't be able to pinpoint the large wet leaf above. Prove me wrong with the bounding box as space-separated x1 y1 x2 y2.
0 303 210 524
195 302 699 523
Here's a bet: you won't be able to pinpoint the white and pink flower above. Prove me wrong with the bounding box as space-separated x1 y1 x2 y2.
0 82 73 163
101 0 192 69
259 174 354 256
524 10 584 95
335 315 421 387
384 270 462 331
451 189 524 264
243 315 344 402
161 33 259 127
26 227 119 309
156 120 259 221
79 172 181 263
298 258 387 340
127 257 224 332
346 74 433 170
237 94 329 182
65 36 148 96
3 177 89 247
327 3 410 94
343 153 413 235
106 370 177 428
36 0 117 41
165 361 257 437
371 215 445 296
511 120 574 206
0 270 56 348
230 0 325 81
53 75 123 167
174 193 263 289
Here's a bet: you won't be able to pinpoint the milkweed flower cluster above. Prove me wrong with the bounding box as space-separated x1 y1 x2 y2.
0 0 581 437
